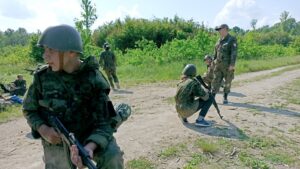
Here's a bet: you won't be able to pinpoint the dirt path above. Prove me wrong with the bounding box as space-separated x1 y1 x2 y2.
1 65 300 169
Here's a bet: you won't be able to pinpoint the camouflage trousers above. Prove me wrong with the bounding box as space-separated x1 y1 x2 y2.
211 63 234 94
202 75 224 90
176 96 213 118
42 137 124 169
104 68 119 89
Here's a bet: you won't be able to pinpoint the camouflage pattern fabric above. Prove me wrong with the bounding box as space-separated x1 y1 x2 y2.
99 50 119 88
23 56 123 169
202 62 215 88
175 78 208 118
99 50 116 71
104 69 119 88
211 33 237 94
12 79 26 96
0 79 26 96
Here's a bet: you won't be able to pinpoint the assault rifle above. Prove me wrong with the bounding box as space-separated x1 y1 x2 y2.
24 68 35 75
49 115 97 169
194 75 223 119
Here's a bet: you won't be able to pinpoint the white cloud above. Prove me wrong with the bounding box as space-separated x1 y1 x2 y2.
213 0 276 29
0 0 81 32
0 0 141 32
0 0 34 19
92 4 141 29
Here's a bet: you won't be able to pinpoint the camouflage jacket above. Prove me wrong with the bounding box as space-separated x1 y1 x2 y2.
175 78 208 115
13 79 26 89
23 56 114 150
99 50 116 70
214 34 238 66
202 62 215 84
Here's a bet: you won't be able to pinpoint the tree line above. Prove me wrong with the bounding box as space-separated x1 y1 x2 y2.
0 9 299 64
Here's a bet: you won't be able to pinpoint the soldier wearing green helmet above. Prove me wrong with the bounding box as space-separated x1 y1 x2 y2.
175 64 213 127
22 24 124 169
99 42 120 91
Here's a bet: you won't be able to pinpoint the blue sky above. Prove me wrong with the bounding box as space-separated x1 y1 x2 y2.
0 0 299 32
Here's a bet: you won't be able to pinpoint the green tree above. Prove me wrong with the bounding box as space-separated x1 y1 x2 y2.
250 19 257 30
280 11 290 23
0 28 31 47
232 26 245 35
28 32 44 62
74 0 97 56
93 16 200 52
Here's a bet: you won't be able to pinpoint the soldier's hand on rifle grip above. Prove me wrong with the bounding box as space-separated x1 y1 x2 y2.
70 142 96 169
38 124 61 144
71 145 85 169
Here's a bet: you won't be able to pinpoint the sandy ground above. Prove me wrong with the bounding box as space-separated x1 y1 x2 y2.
0 65 300 169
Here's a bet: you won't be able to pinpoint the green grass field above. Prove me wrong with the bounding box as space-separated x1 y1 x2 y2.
1 55 300 123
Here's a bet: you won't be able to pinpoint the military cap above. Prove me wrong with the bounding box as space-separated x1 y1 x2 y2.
215 24 229 31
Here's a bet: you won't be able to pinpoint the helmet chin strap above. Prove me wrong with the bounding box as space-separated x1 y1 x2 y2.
58 52 64 71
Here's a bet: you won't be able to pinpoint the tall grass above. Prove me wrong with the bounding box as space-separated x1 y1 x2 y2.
115 55 300 86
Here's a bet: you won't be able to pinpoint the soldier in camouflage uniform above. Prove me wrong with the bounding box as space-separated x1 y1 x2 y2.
175 64 213 127
22 25 123 169
202 55 224 90
211 24 237 104
99 43 120 90
0 74 27 96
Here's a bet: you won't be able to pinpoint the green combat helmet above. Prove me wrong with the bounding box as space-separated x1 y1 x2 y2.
182 64 197 77
111 103 132 131
103 42 110 49
37 24 83 53
203 55 213 61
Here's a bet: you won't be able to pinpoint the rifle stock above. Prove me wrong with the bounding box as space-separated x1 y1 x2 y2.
49 116 97 169
195 75 223 119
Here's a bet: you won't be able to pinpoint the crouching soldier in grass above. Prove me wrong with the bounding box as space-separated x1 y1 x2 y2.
175 64 214 127
0 74 27 96
22 24 124 169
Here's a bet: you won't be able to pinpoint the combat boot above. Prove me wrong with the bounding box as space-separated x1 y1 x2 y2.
116 83 120 89
223 93 228 104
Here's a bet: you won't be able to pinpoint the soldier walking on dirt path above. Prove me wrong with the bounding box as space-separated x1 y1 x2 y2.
22 25 124 169
211 24 238 104
99 42 120 91
175 64 214 127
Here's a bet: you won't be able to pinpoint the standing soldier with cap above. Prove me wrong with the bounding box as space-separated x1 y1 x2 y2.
175 64 213 127
22 24 124 169
99 42 120 91
211 24 238 104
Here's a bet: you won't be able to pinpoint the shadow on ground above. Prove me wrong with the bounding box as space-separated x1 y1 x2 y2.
225 102 300 117
183 119 248 140
229 92 247 98
112 89 134 94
